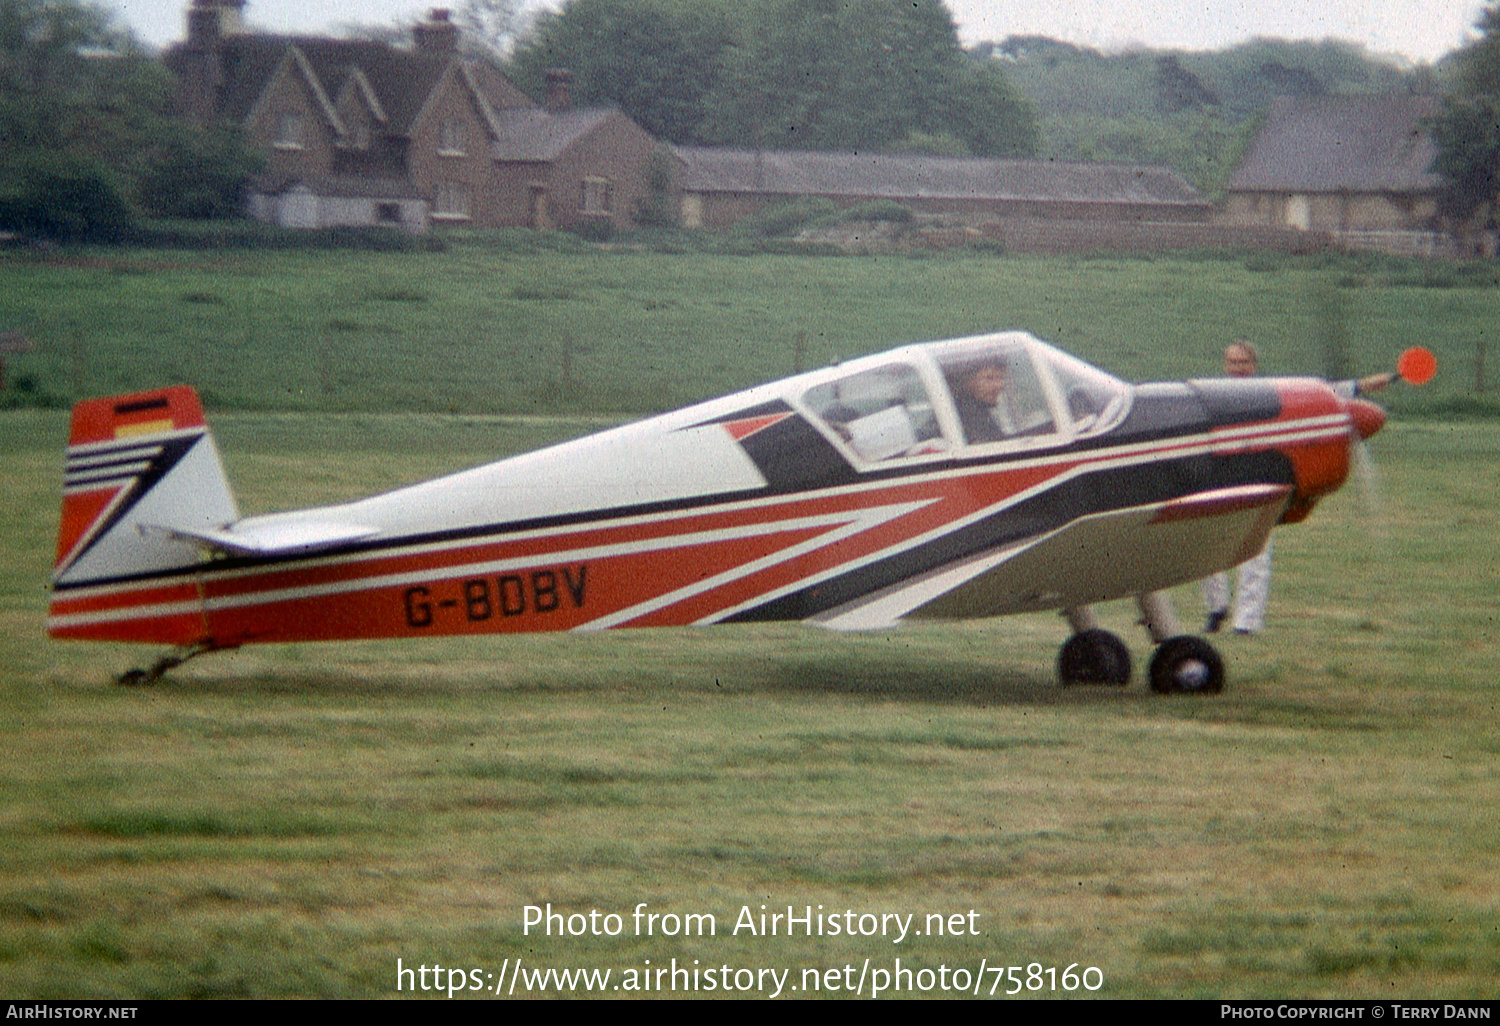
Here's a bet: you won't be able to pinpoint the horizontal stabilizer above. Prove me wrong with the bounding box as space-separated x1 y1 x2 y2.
144 520 381 557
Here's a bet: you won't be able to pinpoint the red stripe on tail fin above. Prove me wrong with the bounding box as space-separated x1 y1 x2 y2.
55 487 123 571
66 385 206 447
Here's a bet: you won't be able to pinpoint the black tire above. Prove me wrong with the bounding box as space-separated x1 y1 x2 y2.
1058 628 1132 687
1148 636 1225 694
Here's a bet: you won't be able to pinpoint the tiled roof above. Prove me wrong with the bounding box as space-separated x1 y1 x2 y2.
1226 94 1443 194
490 107 621 161
166 33 521 135
676 147 1209 208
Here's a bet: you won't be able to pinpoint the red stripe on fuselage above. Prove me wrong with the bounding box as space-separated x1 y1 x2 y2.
48 401 1354 647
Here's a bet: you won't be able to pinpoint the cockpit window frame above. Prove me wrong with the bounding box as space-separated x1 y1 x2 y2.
794 358 955 468
788 334 1133 471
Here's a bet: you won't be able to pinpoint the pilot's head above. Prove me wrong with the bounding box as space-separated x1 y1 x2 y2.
956 357 1008 407
1224 341 1259 377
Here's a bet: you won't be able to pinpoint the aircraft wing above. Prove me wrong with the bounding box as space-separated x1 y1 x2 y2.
808 484 1291 631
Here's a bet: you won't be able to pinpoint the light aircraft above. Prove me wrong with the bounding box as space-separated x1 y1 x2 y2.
46 332 1434 691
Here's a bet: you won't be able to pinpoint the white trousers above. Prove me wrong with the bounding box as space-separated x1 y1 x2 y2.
1203 541 1272 633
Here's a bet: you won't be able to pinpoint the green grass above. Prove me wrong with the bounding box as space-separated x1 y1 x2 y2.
2 405 1498 998
2 240 1497 416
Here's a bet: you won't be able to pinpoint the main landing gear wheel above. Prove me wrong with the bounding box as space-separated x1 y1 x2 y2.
1058 629 1132 687
1148 636 1225 694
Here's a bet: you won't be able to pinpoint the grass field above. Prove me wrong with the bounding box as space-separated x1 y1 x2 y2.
2 403 1498 998
3 239 1498 416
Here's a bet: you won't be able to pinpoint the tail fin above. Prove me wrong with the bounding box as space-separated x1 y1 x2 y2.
52 386 239 590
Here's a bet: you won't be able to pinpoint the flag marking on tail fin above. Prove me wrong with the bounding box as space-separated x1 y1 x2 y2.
115 419 175 439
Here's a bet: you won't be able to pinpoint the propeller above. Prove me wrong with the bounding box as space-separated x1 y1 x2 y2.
1347 346 1437 553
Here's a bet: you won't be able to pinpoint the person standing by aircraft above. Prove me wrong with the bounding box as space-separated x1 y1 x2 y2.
1203 341 1397 634
1204 340 1273 634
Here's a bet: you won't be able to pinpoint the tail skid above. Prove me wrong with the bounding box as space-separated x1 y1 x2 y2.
116 640 226 687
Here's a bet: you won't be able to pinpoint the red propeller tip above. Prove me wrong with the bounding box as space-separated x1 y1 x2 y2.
1397 347 1437 385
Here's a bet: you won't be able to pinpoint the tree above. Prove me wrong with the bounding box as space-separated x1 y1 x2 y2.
508 0 1037 156
0 0 142 238
508 0 734 145
0 148 133 241
986 34 1420 194
697 0 1037 155
2 0 118 152
1156 55 1219 113
1454 1 1500 95
457 0 542 59
1429 94 1500 225
135 123 263 220
698 0 845 149
1429 2 1500 227
0 0 261 235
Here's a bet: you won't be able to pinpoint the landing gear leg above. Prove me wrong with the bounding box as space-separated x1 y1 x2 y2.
1136 591 1183 644
1057 606 1131 687
1137 591 1225 694
116 640 220 686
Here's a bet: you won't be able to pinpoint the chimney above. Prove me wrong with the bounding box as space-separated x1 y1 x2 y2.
186 0 245 46
180 1 245 126
545 68 574 112
218 0 246 35
414 8 460 54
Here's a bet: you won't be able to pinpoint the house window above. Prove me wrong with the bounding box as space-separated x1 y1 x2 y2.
433 182 471 221
376 202 402 224
580 177 612 214
438 119 467 157
274 112 304 150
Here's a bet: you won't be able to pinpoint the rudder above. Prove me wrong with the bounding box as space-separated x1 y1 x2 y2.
52 386 239 591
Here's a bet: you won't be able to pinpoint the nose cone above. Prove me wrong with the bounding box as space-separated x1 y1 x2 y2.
1349 397 1387 441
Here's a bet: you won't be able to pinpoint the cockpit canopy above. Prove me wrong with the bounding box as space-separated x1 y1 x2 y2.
795 332 1131 466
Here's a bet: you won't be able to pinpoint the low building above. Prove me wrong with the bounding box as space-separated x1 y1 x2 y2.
1222 94 1445 237
676 147 1213 229
165 0 665 232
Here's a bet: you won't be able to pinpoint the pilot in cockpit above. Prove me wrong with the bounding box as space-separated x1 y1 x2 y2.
946 346 1056 445
949 354 1014 444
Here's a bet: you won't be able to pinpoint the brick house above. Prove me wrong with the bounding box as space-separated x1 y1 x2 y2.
165 1 668 232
